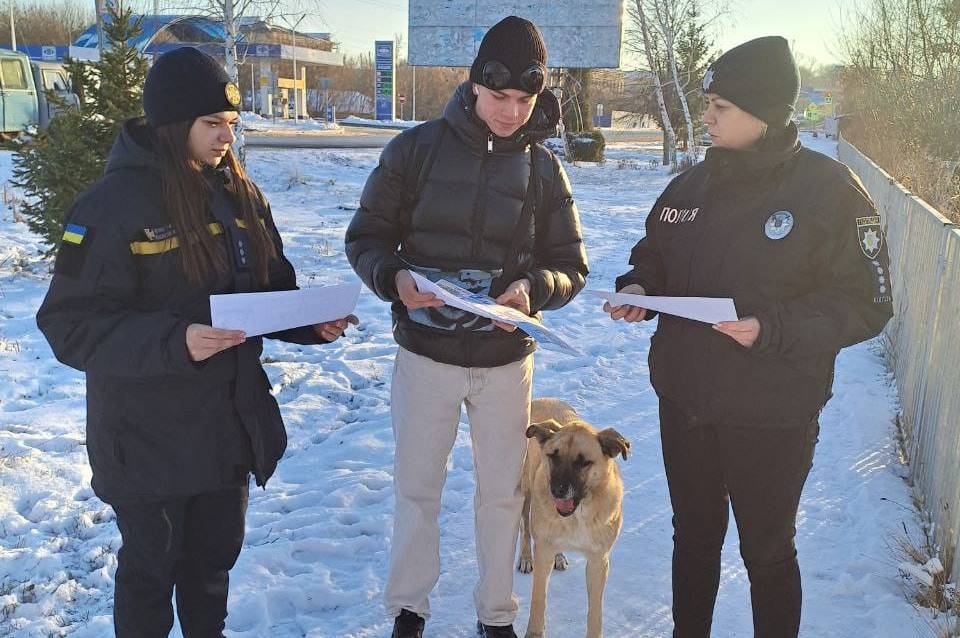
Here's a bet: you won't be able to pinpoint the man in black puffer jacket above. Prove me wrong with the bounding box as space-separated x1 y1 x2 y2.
346 16 587 638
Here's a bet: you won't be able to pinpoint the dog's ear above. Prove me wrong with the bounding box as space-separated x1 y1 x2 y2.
526 419 562 444
597 428 630 460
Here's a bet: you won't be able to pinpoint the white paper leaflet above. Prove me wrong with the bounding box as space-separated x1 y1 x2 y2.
410 271 581 356
210 282 362 337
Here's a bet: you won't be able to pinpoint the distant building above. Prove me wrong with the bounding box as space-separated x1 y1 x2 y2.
66 14 343 117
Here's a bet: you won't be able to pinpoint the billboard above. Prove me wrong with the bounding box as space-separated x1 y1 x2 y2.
408 1 624 68
375 40 396 121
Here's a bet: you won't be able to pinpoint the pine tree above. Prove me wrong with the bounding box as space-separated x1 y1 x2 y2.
93 4 149 129
13 4 147 250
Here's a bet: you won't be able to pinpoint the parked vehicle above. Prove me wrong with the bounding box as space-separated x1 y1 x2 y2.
32 60 79 129
0 49 78 138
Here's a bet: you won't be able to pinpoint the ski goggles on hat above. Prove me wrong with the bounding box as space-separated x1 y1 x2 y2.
481 60 546 94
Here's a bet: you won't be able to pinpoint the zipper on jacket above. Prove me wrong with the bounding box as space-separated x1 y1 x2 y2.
471 138 493 258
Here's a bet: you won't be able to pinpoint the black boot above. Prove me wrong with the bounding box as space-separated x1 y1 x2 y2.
392 609 425 638
477 621 518 638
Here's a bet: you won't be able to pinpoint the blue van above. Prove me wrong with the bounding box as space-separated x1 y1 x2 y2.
32 60 79 129
0 50 39 137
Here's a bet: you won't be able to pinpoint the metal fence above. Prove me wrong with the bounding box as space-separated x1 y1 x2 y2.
839 138 960 581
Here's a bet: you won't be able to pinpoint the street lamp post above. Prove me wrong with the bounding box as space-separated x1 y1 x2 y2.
285 13 306 119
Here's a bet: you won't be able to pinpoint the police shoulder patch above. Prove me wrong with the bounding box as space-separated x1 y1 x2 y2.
856 215 883 259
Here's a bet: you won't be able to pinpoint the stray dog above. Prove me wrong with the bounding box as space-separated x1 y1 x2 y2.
518 398 630 638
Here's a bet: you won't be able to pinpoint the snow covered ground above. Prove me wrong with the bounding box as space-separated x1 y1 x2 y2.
242 112 340 134
340 116 421 129
0 135 933 637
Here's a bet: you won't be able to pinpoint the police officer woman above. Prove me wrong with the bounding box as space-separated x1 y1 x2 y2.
606 37 893 637
346 16 587 638
37 48 356 636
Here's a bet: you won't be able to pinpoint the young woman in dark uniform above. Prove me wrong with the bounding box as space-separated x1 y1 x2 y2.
37 47 356 637
606 37 893 637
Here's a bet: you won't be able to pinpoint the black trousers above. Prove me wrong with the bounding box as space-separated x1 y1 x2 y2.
659 399 818 638
110 485 249 638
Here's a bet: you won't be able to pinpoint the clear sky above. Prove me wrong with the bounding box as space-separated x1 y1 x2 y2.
315 0 854 68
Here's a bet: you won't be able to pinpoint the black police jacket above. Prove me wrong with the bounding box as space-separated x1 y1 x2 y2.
345 82 588 368
616 124 894 425
36 118 325 501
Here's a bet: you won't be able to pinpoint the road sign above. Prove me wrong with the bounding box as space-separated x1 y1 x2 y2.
375 40 395 121
398 95 406 104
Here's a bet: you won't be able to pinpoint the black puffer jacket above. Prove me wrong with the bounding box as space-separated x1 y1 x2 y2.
617 124 894 426
345 82 588 367
37 118 324 501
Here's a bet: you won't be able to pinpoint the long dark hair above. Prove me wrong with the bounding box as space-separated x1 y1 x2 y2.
152 120 277 285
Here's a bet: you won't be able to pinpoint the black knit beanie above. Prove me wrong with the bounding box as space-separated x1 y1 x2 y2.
702 36 800 128
469 16 548 93
143 47 241 127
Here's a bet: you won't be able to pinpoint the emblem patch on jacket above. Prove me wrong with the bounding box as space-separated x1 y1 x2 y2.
764 211 794 240
856 215 883 259
659 206 700 224
142 225 177 241
62 223 87 245
54 223 92 277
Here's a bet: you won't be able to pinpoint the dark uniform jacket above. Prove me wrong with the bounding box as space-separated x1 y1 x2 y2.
617 124 894 426
36 118 325 501
345 82 589 368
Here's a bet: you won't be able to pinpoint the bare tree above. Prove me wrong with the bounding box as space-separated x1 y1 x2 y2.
164 0 320 82
0 0 93 46
163 0 324 161
838 0 960 220
648 0 698 163
628 0 677 166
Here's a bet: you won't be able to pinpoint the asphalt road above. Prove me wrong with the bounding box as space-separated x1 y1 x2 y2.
244 123 664 149
244 124 401 149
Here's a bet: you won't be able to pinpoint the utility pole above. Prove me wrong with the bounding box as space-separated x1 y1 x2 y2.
9 0 16 51
95 0 104 58
412 65 416 121
284 13 306 118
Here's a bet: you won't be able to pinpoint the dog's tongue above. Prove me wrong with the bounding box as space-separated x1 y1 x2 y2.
554 498 576 515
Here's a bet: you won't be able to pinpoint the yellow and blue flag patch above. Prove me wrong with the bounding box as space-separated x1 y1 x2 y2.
62 223 87 245
54 223 92 277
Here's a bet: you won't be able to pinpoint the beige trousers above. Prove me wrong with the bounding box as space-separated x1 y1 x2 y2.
385 346 533 626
